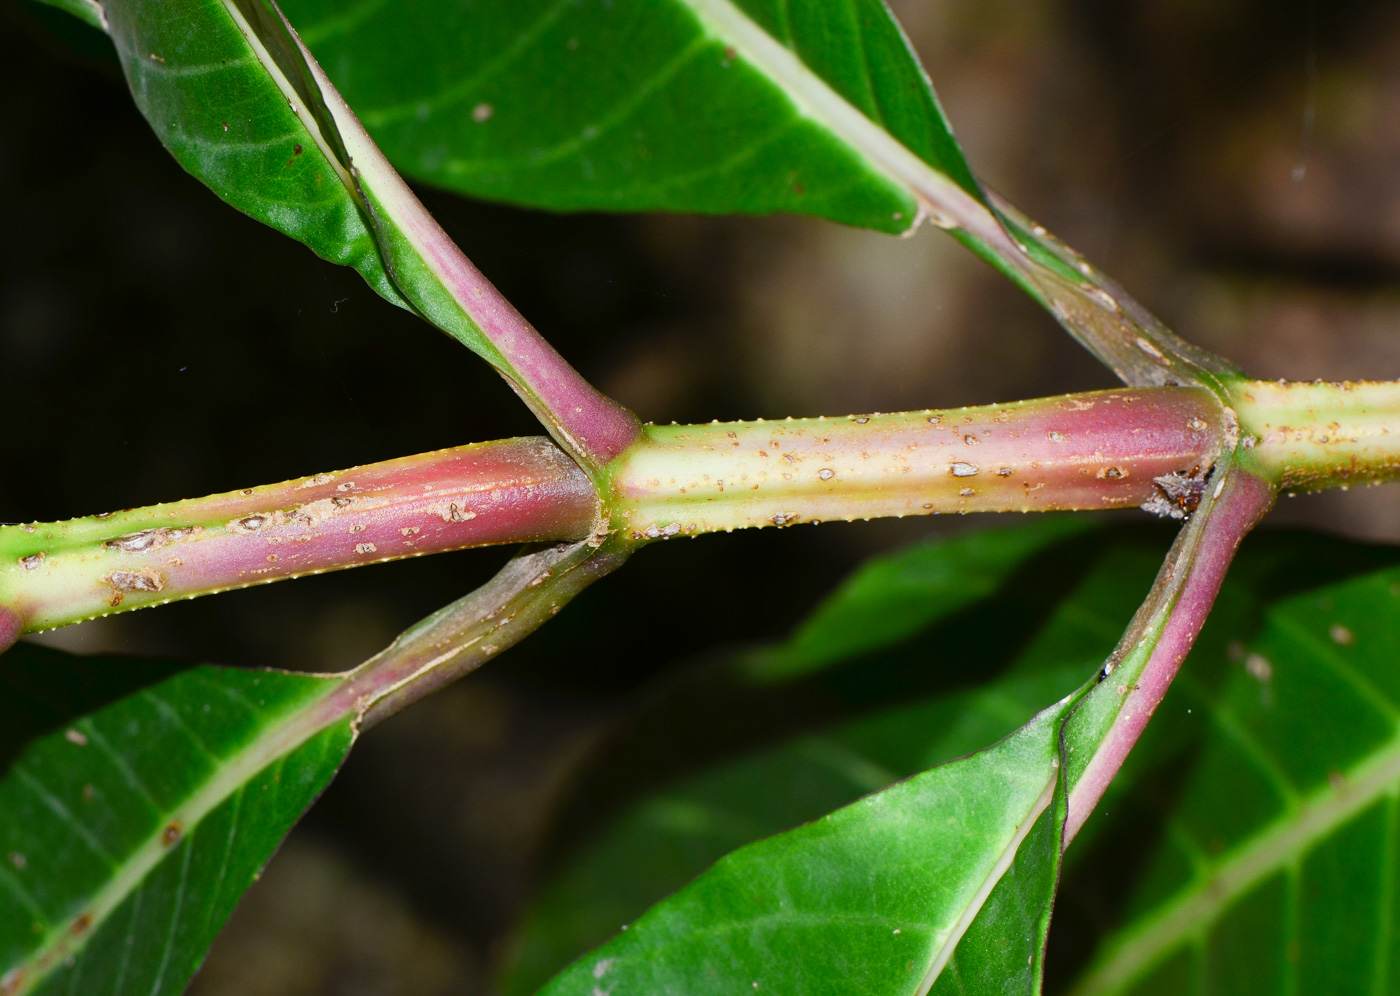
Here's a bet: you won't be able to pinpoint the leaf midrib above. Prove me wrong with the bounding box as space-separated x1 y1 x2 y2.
1073 721 1400 995
680 0 1007 246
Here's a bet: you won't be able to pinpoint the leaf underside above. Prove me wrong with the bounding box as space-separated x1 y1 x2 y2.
103 0 409 308
39 0 1226 389
0 647 353 996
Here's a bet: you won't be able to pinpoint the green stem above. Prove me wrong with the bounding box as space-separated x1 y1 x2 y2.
1232 379 1400 490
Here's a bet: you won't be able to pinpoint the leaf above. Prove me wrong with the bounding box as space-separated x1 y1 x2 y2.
97 0 407 309
274 0 1232 387
508 527 1400 996
1058 533 1400 995
0 541 621 995
502 665 1088 996
47 0 638 464
744 517 1094 682
930 789 1065 996
534 702 1068 996
502 521 1157 996
37 0 1234 393
0 645 353 996
282 0 973 233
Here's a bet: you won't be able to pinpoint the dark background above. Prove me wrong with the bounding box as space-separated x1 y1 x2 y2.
4 0 1400 991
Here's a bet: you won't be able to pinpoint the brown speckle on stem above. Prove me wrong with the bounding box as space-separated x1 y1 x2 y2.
229 514 271 534
104 527 199 553
439 503 477 523
104 569 165 594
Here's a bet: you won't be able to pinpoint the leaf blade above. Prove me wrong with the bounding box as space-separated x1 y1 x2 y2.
0 541 621 996
275 0 1230 386
534 702 1067 996
0 647 353 996
505 521 1129 996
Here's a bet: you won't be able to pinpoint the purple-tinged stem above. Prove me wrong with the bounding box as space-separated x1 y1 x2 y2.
280 21 641 467
351 541 626 728
0 607 18 655
612 387 1225 539
287 540 626 736
1063 468 1275 843
0 438 597 635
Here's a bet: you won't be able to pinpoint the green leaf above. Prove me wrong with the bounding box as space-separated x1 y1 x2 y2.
282 0 976 234
744 517 1094 681
274 0 1233 386
52 0 639 465
98 0 409 310
502 521 1146 996
508 528 1400 996
0 645 353 996
503 664 1087 996
1060 533 1400 995
0 541 620 996
535 701 1068 996
36 0 1233 391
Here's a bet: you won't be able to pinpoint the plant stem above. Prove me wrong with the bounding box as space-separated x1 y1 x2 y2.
0 386 1229 638
0 438 597 634
609 387 1225 538
1062 468 1275 843
11 378 1400 643
0 607 17 655
270 12 643 469
1233 379 1400 490
347 540 628 727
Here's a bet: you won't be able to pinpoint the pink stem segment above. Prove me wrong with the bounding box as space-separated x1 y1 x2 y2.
291 28 641 466
0 607 18 655
614 387 1225 536
1063 469 1275 842
0 438 598 634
